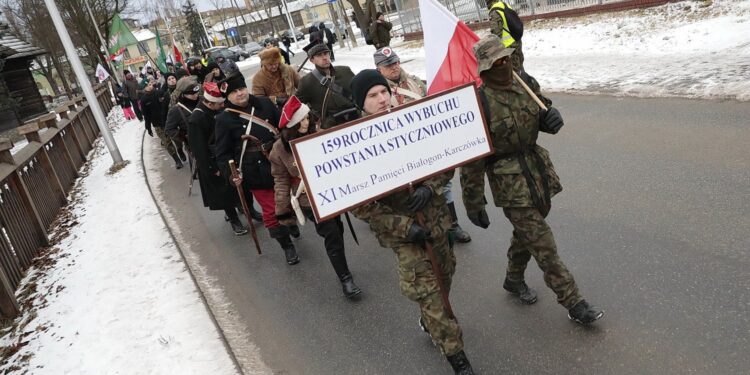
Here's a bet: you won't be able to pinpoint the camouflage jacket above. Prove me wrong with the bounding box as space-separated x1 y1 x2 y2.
352 171 454 249
386 69 427 106
461 83 562 213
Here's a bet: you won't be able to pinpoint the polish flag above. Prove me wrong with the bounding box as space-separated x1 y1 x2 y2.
419 0 482 95
173 43 183 63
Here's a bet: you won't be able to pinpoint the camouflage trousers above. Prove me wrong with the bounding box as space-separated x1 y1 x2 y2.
503 207 582 309
510 40 525 73
154 127 181 158
393 232 463 356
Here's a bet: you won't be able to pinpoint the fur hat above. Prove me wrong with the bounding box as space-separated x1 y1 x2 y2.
259 47 282 66
219 73 247 98
279 96 310 129
203 82 225 103
350 69 391 110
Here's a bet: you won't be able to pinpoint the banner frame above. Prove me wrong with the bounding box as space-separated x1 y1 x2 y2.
290 82 493 222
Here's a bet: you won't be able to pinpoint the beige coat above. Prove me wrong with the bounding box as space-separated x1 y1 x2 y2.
269 139 308 226
251 63 300 100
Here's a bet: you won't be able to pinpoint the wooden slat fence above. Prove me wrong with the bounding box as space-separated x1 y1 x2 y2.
0 84 113 319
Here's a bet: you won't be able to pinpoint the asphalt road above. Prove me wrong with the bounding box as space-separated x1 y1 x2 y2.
143 94 750 375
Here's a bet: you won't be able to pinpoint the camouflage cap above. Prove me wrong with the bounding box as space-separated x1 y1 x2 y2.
473 34 515 75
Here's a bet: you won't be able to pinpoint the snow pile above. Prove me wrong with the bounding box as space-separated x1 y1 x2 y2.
523 0 750 101
0 109 238 374
331 0 750 101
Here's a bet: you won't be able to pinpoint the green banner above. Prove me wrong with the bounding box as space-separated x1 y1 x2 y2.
108 14 137 56
154 28 168 73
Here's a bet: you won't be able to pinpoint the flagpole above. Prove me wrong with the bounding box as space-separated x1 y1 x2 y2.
85 0 120 84
42 0 124 164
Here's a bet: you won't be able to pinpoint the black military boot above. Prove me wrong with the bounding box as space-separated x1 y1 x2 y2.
503 278 538 305
568 300 604 325
171 153 183 169
447 202 471 243
228 217 248 236
339 273 362 300
270 226 299 265
446 350 475 375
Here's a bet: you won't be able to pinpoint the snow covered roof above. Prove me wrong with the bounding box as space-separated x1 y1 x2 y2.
0 21 45 59
211 0 329 32
132 29 156 42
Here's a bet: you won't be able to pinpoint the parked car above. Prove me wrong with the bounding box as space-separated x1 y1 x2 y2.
281 29 304 42
243 42 263 56
260 37 279 47
204 46 246 62
228 45 250 59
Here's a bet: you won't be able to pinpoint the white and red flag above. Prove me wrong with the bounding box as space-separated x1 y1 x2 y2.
419 0 482 95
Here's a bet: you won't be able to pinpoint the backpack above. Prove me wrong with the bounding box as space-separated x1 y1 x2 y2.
503 5 524 41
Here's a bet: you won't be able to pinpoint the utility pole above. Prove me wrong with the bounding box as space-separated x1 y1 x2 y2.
338 0 357 48
42 0 123 164
84 0 120 84
327 1 345 49
197 8 214 48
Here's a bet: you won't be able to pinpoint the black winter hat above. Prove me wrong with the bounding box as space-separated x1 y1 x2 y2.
219 73 247 98
350 69 391 110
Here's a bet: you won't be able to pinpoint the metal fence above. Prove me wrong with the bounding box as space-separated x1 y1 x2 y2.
391 0 629 34
0 84 112 319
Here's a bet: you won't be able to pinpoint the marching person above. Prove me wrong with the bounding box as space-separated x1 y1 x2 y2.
349 69 474 375
215 73 300 265
204 61 226 83
187 57 208 83
188 82 248 236
487 0 525 71
122 70 143 121
373 47 472 244
252 47 300 107
368 12 392 49
165 77 198 162
141 80 183 169
269 96 362 299
295 44 358 129
464 35 603 324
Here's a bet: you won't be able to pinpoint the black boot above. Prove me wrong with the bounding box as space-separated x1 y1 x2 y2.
568 300 604 325
446 351 475 375
339 273 362 300
503 278 538 305
272 229 299 265
448 202 471 243
171 153 183 169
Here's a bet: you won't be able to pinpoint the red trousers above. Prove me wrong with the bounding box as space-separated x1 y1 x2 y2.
250 188 279 229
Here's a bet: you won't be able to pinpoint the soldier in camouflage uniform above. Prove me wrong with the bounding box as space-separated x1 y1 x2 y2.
349 69 475 375
462 35 604 325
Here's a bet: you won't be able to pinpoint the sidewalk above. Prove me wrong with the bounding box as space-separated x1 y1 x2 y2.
0 111 239 374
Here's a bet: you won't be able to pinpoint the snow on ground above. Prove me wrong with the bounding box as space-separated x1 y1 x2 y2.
332 0 750 101
0 109 238 374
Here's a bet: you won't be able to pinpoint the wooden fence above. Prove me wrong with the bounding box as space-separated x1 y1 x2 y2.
0 84 113 319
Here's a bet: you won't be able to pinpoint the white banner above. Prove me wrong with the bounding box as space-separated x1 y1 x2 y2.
291 83 493 221
95 63 110 83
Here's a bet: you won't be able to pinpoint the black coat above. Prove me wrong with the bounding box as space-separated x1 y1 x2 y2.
188 102 237 210
165 98 197 140
140 90 164 129
214 97 280 190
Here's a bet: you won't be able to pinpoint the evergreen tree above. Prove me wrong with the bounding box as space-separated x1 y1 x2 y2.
182 1 209 56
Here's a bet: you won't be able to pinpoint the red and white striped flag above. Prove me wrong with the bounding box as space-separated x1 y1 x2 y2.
419 0 482 95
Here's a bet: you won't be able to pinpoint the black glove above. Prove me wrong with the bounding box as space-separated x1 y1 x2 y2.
539 107 564 134
147 128 153 137
467 209 490 229
407 186 432 212
406 222 431 245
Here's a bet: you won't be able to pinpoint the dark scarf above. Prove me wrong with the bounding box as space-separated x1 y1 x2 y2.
481 63 513 90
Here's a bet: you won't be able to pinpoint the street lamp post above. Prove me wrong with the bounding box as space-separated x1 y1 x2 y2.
42 0 123 164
